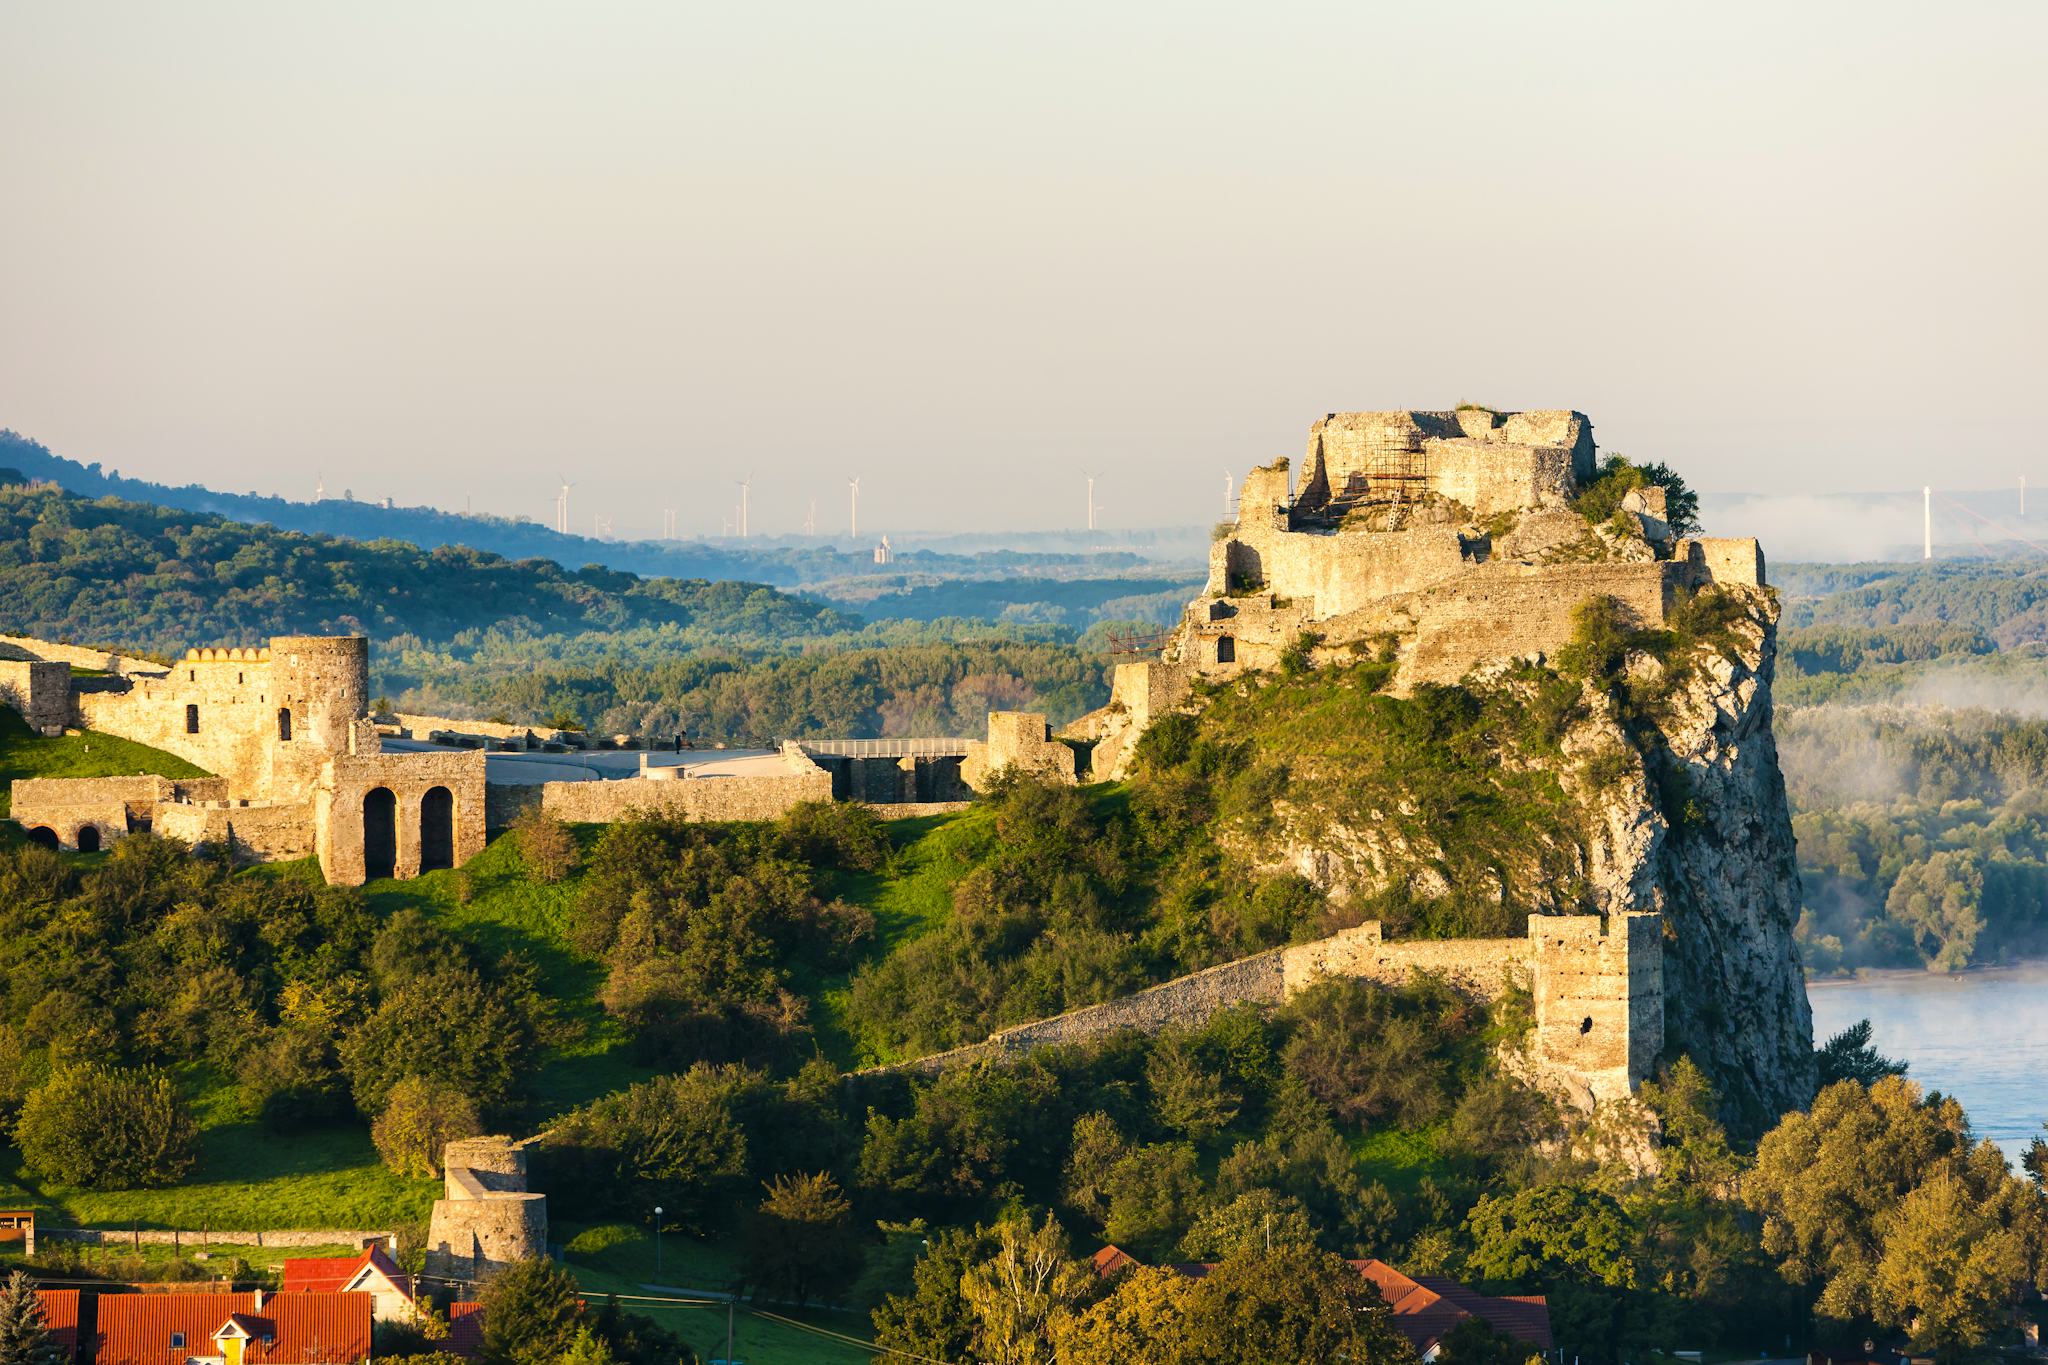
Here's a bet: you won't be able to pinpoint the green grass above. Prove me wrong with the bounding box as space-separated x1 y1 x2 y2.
561 1223 871 1365
1350 1124 1454 1197
0 708 209 819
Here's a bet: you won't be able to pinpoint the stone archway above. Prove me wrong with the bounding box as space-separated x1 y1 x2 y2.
25 827 57 850
363 787 398 880
75 826 101 853
419 786 455 872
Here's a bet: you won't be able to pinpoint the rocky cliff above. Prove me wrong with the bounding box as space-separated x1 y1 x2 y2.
1170 585 1814 1134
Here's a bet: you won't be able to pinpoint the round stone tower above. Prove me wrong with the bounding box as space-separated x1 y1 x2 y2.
268 636 370 795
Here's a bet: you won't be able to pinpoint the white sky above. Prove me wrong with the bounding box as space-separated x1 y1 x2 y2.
2 2 2043 538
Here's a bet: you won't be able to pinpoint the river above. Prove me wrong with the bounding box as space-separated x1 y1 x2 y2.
1807 961 2048 1157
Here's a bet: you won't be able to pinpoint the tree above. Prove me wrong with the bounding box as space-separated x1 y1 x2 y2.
339 966 540 1116
1101 1145 1205 1258
1465 1184 1637 1290
958 1213 1093 1365
371 1076 482 1178
0 1271 63 1365
2022 1125 2048 1189
1048 1266 1193 1365
1144 1035 1240 1141
1435 1315 1543 1365
872 1224 1005 1365
479 1257 586 1365
513 808 578 884
741 1173 859 1308
14 1066 197 1189
1870 1168 2029 1360
1178 1189 1319 1261
1174 1247 1410 1365
1885 851 1986 970
1742 1076 1971 1321
1814 1019 1908 1088
543 1066 753 1227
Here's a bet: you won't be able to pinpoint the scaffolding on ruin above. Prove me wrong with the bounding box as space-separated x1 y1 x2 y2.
1364 443 1432 502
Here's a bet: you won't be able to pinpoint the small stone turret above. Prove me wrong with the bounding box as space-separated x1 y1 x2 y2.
423 1136 547 1286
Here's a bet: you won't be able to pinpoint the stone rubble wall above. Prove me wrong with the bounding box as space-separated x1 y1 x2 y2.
886 913 1660 1108
1400 560 1671 688
537 761 833 825
39 1227 390 1250
0 633 163 675
961 711 1077 791
155 799 317 861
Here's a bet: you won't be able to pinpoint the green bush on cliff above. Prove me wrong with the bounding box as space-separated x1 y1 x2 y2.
1572 454 1701 535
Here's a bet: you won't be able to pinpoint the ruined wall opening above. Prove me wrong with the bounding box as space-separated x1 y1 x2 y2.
363 787 398 880
185 704 200 734
420 786 455 872
1580 1016 1593 1034
76 826 101 853
26 827 57 850
278 708 292 741
1215 635 1236 664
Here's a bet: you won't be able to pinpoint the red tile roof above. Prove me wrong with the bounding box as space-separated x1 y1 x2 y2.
1088 1248 1553 1357
35 1288 78 1357
280 1245 411 1299
229 1293 373 1363
448 1300 485 1359
94 1291 372 1365
94 1291 257 1365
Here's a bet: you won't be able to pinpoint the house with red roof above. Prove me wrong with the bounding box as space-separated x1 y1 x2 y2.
91 1289 371 1365
280 1244 416 1323
1090 1246 1553 1360
445 1300 485 1359
34 1287 79 1360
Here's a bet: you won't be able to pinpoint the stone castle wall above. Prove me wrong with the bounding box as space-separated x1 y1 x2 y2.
71 636 369 801
1402 560 1670 687
537 760 833 825
0 659 72 734
961 711 1078 791
0 633 159 675
892 913 1661 1105
155 800 316 861
10 774 226 850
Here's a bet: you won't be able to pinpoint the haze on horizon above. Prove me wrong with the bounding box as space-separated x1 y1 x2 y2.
2 2 2043 541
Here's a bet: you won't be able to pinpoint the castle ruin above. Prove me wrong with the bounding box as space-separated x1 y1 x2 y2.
423 1136 548 1286
1066 408 1766 779
4 633 484 883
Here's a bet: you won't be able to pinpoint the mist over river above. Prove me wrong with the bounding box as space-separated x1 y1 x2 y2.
1807 962 2048 1156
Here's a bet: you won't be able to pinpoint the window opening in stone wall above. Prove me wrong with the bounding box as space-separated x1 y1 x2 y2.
278 708 292 741
1580 1016 1593 1034
26 827 56 850
363 787 398 880
76 827 101 853
420 785 455 872
185 704 200 734
1216 635 1236 663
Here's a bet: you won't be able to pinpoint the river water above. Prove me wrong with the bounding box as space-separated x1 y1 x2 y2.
1806 961 2048 1156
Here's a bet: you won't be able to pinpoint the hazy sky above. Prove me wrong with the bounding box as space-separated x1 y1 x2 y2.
3 2 2043 538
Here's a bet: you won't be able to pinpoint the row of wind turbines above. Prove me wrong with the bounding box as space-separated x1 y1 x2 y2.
545 467 1242 543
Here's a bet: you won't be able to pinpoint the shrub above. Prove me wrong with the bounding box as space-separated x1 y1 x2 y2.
565 1224 637 1257
513 808 578 883
742 1173 859 1307
372 1076 483 1179
15 1066 197 1189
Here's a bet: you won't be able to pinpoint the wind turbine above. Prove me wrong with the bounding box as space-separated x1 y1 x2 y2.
849 477 862 540
554 476 577 536
736 475 752 538
804 499 817 537
1223 468 1235 517
1082 469 1101 532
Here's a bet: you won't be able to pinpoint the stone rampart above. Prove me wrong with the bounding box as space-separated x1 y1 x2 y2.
538 761 833 825
0 633 162 675
1403 560 1670 687
1674 536 1765 589
865 800 972 819
887 913 1661 1106
154 799 316 861
0 659 72 733
39 1227 390 1250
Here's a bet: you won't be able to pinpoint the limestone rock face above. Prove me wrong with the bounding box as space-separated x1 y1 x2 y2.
1623 595 1816 1134
1218 587 1814 1133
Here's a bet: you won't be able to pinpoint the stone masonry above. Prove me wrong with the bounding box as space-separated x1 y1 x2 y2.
1070 409 1767 781
892 912 1663 1108
423 1136 548 1287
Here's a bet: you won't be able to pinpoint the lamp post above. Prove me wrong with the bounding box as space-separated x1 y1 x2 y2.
653 1205 664 1281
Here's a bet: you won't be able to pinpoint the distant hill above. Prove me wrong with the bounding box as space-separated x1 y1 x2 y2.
0 429 1202 596
0 479 857 656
